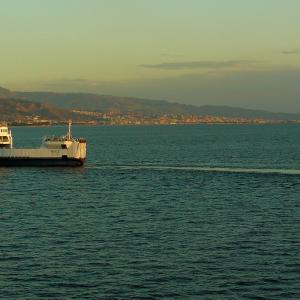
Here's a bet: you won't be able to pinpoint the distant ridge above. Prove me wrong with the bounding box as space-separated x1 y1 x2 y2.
0 87 80 121
0 97 78 121
1 86 299 121
16 90 300 121
0 86 14 98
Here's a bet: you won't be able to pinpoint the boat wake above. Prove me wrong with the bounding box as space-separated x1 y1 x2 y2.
87 164 300 175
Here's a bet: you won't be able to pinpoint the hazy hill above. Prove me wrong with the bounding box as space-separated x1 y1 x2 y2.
16 92 195 115
0 86 14 98
16 91 300 120
0 96 79 121
0 86 299 121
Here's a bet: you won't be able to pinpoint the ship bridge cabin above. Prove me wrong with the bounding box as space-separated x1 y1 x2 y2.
0 123 13 149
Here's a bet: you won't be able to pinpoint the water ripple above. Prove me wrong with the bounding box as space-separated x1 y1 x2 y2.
1 125 300 299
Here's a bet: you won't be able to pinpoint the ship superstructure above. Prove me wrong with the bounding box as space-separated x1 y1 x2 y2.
0 122 86 166
0 123 13 149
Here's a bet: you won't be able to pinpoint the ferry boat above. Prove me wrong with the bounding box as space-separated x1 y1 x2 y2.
0 122 86 166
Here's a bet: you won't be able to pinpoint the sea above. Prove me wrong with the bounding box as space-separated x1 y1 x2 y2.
1 124 300 299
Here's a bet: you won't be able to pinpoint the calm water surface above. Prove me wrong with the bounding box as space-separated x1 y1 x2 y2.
1 125 300 299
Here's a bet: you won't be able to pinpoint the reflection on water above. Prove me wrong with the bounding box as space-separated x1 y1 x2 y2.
0 167 12 180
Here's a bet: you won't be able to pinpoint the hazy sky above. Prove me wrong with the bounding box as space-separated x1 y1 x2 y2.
1 0 300 112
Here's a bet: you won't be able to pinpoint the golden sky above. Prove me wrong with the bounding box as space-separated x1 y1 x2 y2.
1 0 300 111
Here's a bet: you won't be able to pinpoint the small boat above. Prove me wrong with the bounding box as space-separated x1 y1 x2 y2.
0 122 86 166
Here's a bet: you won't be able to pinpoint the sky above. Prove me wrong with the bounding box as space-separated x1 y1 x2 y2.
1 0 300 112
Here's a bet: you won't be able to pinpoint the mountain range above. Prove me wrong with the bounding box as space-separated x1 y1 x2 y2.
0 87 81 121
1 86 300 121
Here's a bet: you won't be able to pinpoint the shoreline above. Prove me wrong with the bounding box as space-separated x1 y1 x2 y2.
8 121 300 127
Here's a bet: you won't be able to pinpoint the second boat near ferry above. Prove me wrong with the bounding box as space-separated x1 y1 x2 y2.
0 122 86 167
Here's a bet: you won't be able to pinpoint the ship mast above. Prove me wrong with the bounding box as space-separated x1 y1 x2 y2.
68 121 72 140
10 129 13 148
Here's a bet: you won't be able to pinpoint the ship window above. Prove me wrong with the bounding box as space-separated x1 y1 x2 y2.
0 136 9 141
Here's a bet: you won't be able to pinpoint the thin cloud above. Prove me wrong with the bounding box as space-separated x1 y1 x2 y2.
160 53 184 58
140 60 256 70
282 49 300 55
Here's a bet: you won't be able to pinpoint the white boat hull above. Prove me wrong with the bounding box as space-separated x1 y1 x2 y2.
0 140 87 167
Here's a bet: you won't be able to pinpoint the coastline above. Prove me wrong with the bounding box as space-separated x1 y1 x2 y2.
8 120 300 127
